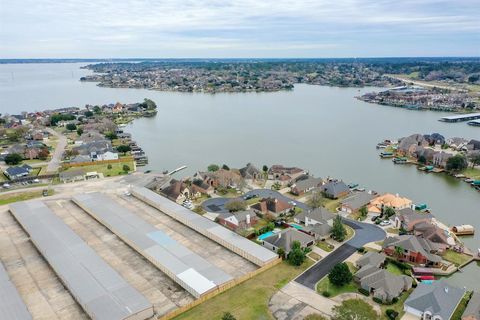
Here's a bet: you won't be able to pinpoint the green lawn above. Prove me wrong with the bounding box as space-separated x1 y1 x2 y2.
63 160 135 177
323 198 342 212
451 292 472 320
386 262 404 276
462 167 480 179
316 262 359 297
443 250 472 267
316 241 334 252
345 225 355 241
173 260 313 320
379 289 412 319
0 189 54 205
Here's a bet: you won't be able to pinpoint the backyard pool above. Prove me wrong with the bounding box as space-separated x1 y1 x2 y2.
290 223 304 230
258 231 275 241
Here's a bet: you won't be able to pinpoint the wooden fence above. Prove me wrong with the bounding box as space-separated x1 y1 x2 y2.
157 257 282 320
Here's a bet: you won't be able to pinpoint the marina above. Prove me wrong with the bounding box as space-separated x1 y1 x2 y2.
439 112 480 123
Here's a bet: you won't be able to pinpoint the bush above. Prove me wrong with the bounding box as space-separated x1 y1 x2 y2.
373 297 383 304
357 247 366 253
221 312 236 320
207 164 220 172
386 309 399 319
287 241 306 266
66 123 77 131
107 164 112 170
358 288 370 296
328 263 353 286
4 153 23 165
122 164 130 172
321 291 331 297
225 200 247 212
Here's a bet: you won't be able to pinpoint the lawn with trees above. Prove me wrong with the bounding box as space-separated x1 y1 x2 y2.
331 299 378 320
331 215 347 242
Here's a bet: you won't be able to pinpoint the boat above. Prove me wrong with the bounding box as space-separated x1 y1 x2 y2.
451 225 475 236
380 152 394 158
415 203 428 211
348 183 359 189
393 157 408 164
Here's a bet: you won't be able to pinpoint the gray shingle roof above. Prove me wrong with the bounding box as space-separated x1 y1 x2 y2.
463 292 480 319
405 280 465 320
321 180 349 198
356 251 386 268
263 228 314 252
383 235 442 263
341 192 375 211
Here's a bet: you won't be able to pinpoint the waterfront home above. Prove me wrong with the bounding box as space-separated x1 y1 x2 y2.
194 169 243 189
159 179 191 204
340 191 376 214
412 222 454 249
217 209 258 231
321 180 349 199
393 208 433 231
70 154 92 163
404 280 465 320
432 151 454 168
252 197 293 216
268 165 305 184
468 139 480 151
383 235 443 267
261 228 315 254
239 163 262 181
294 207 334 240
73 140 114 157
368 193 412 216
191 179 215 196
91 150 119 161
397 134 429 156
4 164 32 180
462 292 480 320
290 176 323 196
59 169 86 183
354 265 412 302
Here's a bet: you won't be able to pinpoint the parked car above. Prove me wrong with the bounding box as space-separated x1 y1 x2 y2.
243 194 257 200
42 189 49 197
380 220 391 226
33 179 40 183
3 183 11 189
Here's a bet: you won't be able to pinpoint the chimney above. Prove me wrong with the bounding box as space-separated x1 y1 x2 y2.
246 214 250 225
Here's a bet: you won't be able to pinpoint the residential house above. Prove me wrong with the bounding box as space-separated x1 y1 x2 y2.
383 235 443 267
290 176 323 196
340 191 376 214
239 163 262 180
355 265 412 302
191 179 215 196
91 151 119 161
194 169 243 188
397 134 429 156
404 280 465 320
393 208 433 231
59 169 86 183
356 251 386 269
217 209 258 231
70 155 92 163
462 292 480 320
160 179 191 204
4 164 33 180
74 140 113 157
412 222 454 249
368 193 413 216
321 180 349 199
252 197 293 216
268 165 305 185
261 228 315 254
294 207 334 240
432 151 454 168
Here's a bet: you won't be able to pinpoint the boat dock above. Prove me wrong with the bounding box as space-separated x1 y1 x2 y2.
467 119 480 127
439 112 480 123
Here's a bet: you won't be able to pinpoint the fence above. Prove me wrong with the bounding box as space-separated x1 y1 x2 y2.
157 257 281 320
62 157 135 168
8 173 58 183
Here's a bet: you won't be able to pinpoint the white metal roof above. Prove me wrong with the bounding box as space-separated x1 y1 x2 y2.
131 186 279 266
72 192 233 298
9 201 153 320
0 262 32 320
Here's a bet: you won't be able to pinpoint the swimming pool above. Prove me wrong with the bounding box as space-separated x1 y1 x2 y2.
421 280 434 284
258 231 275 241
290 223 304 230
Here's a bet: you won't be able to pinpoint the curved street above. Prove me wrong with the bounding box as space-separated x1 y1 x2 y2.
202 189 386 289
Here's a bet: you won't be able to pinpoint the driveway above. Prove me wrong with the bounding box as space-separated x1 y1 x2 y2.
46 129 67 173
202 188 386 289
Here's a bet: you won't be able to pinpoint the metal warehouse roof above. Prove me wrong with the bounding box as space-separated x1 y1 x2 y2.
131 186 279 266
0 261 32 320
72 192 233 298
9 201 153 320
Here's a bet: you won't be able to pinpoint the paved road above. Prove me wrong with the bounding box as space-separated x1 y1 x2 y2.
46 129 67 173
202 188 386 289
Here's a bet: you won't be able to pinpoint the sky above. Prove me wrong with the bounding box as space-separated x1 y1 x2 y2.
0 0 479 58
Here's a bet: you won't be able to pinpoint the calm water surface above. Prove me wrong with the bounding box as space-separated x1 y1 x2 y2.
1 63 479 289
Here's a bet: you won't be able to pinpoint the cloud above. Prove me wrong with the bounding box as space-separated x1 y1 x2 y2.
0 0 479 58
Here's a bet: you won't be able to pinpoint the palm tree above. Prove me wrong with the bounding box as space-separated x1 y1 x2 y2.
394 246 404 258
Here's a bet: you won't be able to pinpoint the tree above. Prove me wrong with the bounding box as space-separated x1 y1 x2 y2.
272 182 281 190
262 165 268 172
93 105 101 114
328 263 353 286
76 128 84 136
66 123 77 131
105 131 118 140
117 145 131 155
222 164 230 170
332 299 378 320
208 164 220 172
107 164 112 170
140 98 157 110
418 155 426 164
4 153 23 165
384 206 396 218
331 215 346 242
84 111 94 117
468 152 480 168
38 148 49 161
394 246 404 258
221 312 236 320
277 247 286 259
225 200 247 212
122 164 130 172
446 154 468 172
359 206 368 218
50 113 75 126
308 191 324 209
287 240 306 266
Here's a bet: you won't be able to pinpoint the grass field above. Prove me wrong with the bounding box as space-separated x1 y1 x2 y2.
316 262 358 297
462 167 480 180
0 189 54 206
173 260 313 320
63 160 135 177
386 262 404 276
316 241 334 252
443 250 472 266
451 292 471 320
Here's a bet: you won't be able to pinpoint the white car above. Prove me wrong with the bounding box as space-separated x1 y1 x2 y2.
380 220 391 226
3 183 10 189
288 200 297 206
33 179 40 183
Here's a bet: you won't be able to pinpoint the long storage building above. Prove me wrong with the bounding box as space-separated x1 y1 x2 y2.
0 261 32 320
9 201 154 320
72 192 234 298
130 186 279 267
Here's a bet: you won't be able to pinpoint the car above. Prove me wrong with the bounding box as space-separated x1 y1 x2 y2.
42 189 49 197
124 191 131 196
380 220 391 226
3 183 11 189
371 216 378 222
243 194 257 200
288 200 297 206
33 179 40 183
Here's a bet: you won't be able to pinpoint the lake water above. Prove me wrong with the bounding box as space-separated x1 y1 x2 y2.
1 63 479 289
